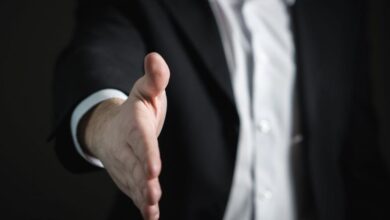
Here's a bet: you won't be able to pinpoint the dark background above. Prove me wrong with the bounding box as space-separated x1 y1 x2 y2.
0 0 388 219
0 1 117 219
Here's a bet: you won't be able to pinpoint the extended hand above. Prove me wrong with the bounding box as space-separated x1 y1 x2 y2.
82 52 170 220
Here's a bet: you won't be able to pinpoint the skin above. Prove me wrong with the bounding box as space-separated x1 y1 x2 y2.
80 52 170 220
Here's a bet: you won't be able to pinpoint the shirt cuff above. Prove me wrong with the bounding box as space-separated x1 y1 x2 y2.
70 89 128 168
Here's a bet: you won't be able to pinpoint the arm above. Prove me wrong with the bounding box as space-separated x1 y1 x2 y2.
53 2 167 219
53 1 146 171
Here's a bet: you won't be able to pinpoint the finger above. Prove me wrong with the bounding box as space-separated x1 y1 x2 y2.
134 52 170 99
143 178 162 205
142 204 160 220
126 156 161 214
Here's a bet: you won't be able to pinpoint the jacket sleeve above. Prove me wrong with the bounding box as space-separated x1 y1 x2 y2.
51 0 146 172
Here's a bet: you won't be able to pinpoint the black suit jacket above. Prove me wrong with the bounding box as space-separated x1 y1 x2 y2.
53 0 390 219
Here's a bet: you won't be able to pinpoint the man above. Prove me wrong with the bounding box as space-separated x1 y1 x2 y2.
53 0 390 219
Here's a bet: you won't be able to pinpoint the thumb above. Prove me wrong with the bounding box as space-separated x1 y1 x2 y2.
134 52 170 99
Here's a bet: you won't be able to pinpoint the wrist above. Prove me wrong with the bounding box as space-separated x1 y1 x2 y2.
78 98 125 158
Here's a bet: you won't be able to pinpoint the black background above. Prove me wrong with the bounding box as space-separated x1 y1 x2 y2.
0 0 388 219
0 1 117 219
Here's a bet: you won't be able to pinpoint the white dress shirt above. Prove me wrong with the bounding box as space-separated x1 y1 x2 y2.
70 0 298 219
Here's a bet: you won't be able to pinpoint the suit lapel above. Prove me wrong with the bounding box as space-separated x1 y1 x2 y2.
291 0 366 219
160 0 235 105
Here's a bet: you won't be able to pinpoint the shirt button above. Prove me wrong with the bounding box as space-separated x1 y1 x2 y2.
292 134 304 145
257 189 273 200
256 120 271 134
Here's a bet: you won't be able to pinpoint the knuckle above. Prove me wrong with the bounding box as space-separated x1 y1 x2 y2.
147 156 161 178
145 180 162 204
142 205 157 220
